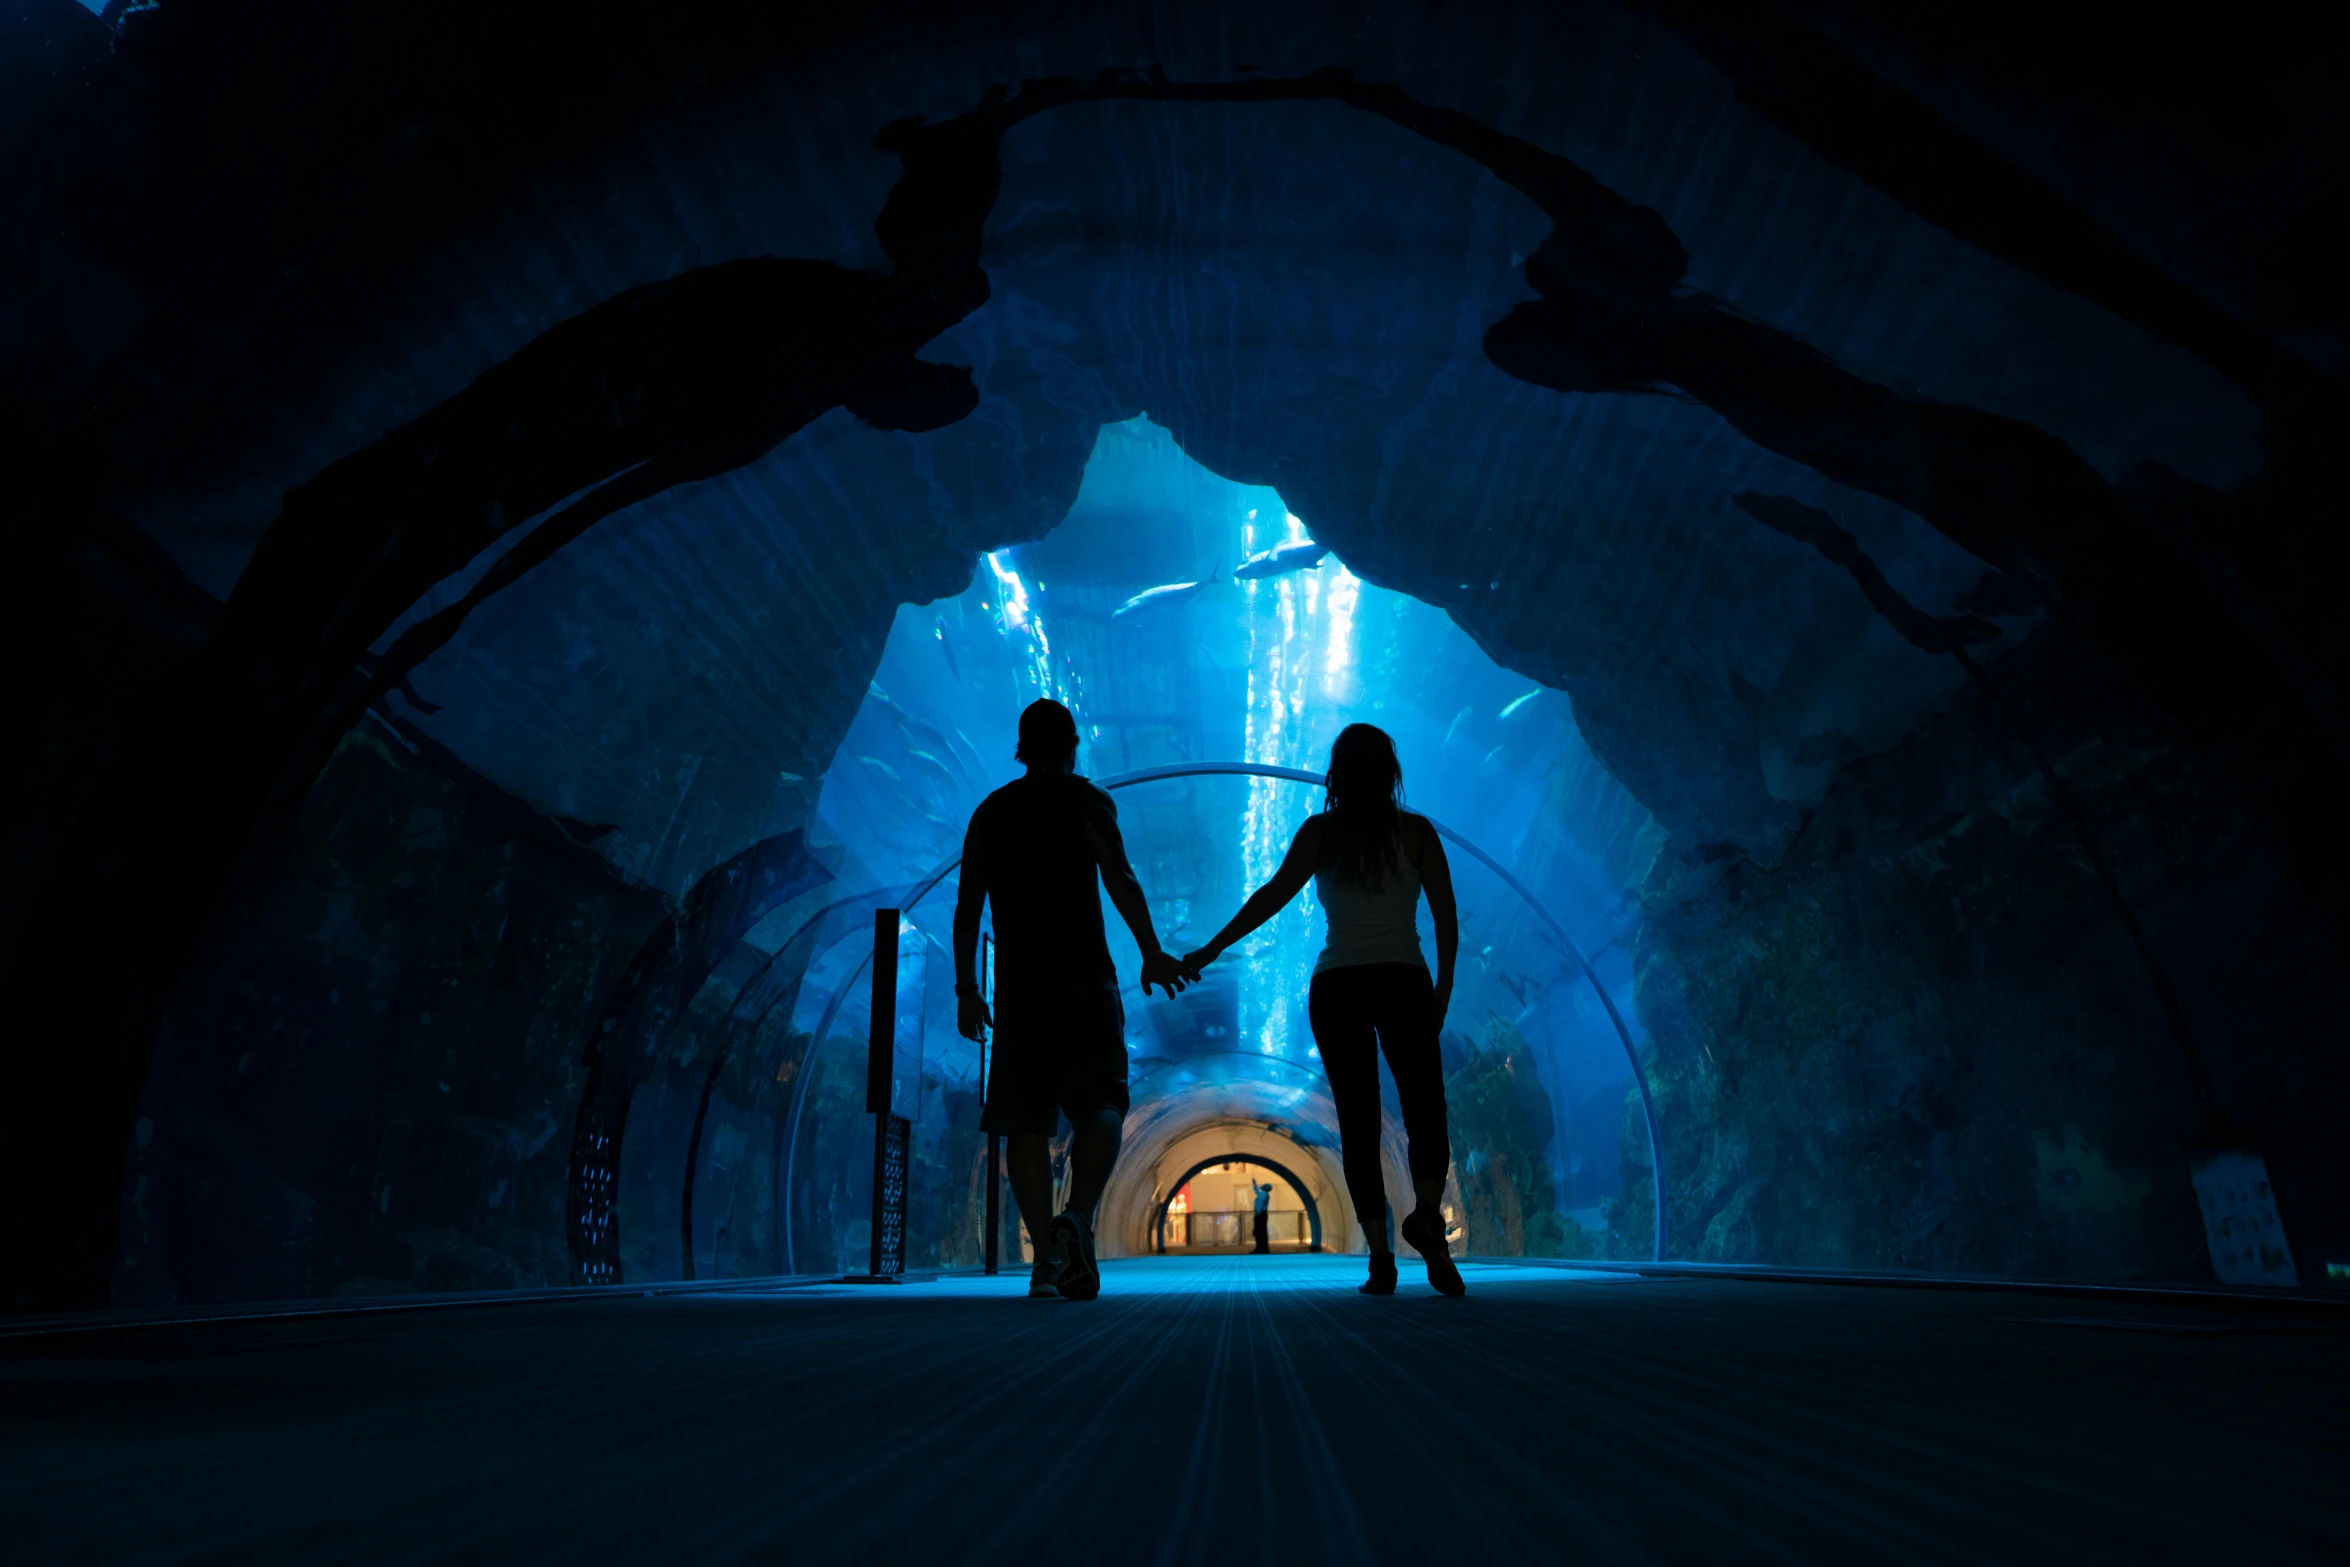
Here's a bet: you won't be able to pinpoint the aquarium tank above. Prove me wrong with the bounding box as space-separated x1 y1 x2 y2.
7 0 2338 1313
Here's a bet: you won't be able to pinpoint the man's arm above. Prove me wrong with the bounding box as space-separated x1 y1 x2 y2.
953 812 991 1041
1081 804 1185 998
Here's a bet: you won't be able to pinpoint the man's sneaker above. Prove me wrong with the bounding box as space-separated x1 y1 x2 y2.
1048 1211 1100 1301
1026 1252 1060 1299
1399 1209 1467 1297
1360 1254 1398 1296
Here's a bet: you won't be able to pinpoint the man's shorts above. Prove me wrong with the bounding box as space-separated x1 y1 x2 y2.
981 983 1130 1135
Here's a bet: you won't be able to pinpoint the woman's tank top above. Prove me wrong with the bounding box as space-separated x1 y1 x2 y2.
1312 831 1425 975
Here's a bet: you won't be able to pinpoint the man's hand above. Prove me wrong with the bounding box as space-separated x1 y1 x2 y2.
1179 946 1219 983
1433 976 1453 1031
1139 950 1188 999
957 988 991 1042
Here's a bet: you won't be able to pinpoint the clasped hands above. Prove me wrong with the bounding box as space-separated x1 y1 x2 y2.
1141 944 1220 999
1139 943 1229 997
959 949 1196 1040
1139 948 1189 998
1162 948 1456 1029
962 950 1452 1034
1175 944 1221 985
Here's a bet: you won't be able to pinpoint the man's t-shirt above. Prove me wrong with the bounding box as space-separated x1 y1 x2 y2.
961 773 1119 1000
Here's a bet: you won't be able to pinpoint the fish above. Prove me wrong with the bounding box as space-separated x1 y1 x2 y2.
947 727 989 778
855 755 902 783
905 749 959 794
933 615 962 681
1232 541 1329 580
1498 689 1542 721
895 713 972 778
862 682 959 766
1441 706 1475 750
1112 563 1221 620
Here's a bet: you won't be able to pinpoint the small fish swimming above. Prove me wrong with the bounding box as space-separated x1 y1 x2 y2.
863 682 957 764
905 749 959 794
1232 541 1329 580
1498 689 1542 721
1441 705 1475 751
1112 563 1221 620
933 615 961 681
948 727 987 777
894 713 969 776
855 755 902 783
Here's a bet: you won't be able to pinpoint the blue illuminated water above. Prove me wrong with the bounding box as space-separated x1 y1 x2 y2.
805 417 1656 1251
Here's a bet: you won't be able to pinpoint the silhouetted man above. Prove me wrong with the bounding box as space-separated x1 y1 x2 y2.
1252 1179 1273 1254
955 699 1185 1300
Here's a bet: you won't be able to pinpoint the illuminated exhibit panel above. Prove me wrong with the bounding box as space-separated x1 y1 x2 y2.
788 419 1658 1266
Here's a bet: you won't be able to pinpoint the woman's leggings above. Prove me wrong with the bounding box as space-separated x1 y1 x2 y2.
1307 962 1452 1249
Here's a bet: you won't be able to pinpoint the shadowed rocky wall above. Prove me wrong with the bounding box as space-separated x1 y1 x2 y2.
1616 621 2345 1277
119 716 669 1304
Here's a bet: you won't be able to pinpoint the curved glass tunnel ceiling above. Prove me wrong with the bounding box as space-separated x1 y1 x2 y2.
761 416 1659 1272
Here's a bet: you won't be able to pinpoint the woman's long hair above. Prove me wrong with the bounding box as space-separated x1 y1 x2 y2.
1321 724 1404 888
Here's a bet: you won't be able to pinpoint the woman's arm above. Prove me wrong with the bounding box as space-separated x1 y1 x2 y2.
1184 817 1325 974
1408 815 1459 1026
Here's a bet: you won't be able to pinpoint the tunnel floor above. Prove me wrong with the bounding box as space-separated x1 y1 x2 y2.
4 1257 2343 1564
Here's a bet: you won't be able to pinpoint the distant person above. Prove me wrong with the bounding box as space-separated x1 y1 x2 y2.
1183 725 1465 1297
1252 1179 1274 1254
955 699 1188 1301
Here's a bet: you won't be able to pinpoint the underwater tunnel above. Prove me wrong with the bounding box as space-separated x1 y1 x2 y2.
3 1 2344 1558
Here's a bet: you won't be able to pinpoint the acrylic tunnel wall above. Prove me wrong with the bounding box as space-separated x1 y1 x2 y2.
8 0 2342 1315
620 426 1664 1284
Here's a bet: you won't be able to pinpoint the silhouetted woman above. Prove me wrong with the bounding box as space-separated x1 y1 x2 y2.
1183 725 1465 1296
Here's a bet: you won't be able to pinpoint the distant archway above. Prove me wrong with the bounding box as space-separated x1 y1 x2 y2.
1153 1154 1324 1252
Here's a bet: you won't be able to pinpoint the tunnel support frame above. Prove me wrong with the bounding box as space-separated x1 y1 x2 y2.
850 761 1670 1263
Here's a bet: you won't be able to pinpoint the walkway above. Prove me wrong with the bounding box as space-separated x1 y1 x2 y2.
4 1257 2343 1563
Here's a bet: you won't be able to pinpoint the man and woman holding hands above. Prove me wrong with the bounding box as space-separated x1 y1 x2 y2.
955 700 1464 1301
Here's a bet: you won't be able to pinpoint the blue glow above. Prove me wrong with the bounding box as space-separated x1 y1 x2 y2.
810 417 1657 1262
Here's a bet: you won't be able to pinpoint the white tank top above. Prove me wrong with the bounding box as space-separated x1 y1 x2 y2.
1312 832 1426 975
